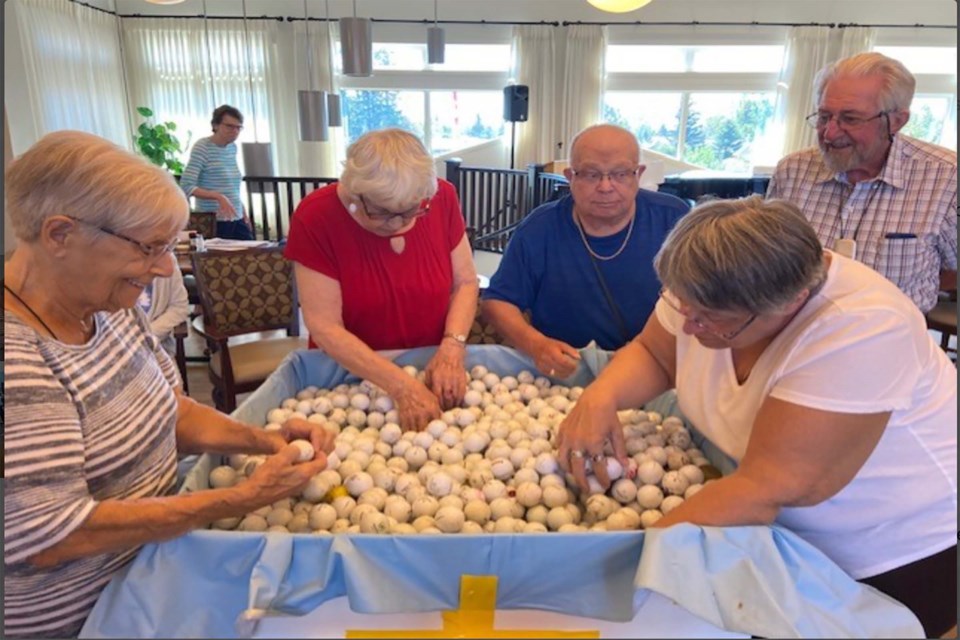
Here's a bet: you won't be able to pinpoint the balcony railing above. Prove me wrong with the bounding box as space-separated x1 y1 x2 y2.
223 165 569 249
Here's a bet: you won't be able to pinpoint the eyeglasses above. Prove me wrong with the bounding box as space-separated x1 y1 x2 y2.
805 111 890 131
220 123 243 132
67 216 178 259
659 288 757 341
358 195 431 224
569 167 641 186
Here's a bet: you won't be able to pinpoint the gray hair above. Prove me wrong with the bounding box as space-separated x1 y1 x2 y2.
569 124 641 165
814 52 916 113
654 195 826 315
5 130 189 242
340 128 438 209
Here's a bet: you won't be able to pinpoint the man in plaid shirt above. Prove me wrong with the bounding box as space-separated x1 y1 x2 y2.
768 52 956 314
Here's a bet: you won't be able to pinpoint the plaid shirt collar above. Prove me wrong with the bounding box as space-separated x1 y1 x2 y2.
812 134 908 190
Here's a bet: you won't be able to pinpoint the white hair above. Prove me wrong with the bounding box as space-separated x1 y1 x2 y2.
5 130 188 241
814 52 916 113
340 128 438 209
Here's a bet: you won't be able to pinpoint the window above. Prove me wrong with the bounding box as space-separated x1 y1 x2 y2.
337 42 511 156
872 45 957 149
429 91 505 156
342 90 425 142
604 43 781 170
606 45 784 74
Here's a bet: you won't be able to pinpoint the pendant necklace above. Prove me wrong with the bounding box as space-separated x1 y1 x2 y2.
573 210 636 261
4 283 60 340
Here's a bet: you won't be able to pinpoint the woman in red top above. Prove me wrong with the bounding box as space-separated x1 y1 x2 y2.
285 129 478 431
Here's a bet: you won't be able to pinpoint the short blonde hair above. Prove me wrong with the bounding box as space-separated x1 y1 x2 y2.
814 52 916 113
654 195 826 315
5 130 189 242
340 128 438 209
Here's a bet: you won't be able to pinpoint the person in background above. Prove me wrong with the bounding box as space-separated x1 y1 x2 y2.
137 262 190 356
179 104 255 240
557 196 956 638
284 128 478 432
3 131 333 639
481 124 689 378
767 52 957 313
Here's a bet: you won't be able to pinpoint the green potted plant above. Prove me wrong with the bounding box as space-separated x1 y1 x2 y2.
133 106 190 176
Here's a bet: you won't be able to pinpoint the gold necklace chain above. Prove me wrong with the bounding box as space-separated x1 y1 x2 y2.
573 210 636 261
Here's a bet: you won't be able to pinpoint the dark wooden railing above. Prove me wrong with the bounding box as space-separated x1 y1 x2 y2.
243 176 338 242
216 166 570 248
444 160 569 253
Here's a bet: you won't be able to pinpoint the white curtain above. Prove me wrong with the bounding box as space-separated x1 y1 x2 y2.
122 17 341 180
773 25 877 157
510 25 557 168
12 0 130 148
558 24 606 160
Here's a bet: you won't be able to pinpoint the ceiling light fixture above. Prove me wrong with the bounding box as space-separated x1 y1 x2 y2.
340 0 373 77
239 0 276 191
586 0 654 13
427 0 445 65
298 0 329 141
324 0 342 127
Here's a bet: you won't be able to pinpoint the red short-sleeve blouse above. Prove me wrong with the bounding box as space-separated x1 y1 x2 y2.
284 179 466 350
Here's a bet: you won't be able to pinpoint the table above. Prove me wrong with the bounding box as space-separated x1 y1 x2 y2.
252 591 747 639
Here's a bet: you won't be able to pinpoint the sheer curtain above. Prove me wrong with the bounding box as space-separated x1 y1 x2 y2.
122 16 340 180
773 25 877 157
558 24 606 159
510 25 557 168
12 0 130 148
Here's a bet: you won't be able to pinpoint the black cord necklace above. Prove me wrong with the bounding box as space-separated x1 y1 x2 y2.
4 283 59 340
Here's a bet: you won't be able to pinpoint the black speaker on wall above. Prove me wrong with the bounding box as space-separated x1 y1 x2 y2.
503 85 529 122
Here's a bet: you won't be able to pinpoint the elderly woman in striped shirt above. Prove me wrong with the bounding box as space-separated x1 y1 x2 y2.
2 131 333 639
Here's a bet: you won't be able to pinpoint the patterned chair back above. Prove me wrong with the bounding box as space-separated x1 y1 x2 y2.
187 210 217 239
190 247 299 338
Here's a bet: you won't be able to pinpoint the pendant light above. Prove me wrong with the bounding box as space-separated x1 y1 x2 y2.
340 0 373 77
325 0 342 127
586 0 653 12
239 0 275 192
427 0 445 65
298 0 329 141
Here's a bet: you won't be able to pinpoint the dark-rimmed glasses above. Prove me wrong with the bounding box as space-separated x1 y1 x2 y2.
67 216 178 259
659 288 757 341
569 167 641 186
358 195 431 224
805 110 891 131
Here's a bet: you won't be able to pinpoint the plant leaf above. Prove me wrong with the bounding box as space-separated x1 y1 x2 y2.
136 106 153 117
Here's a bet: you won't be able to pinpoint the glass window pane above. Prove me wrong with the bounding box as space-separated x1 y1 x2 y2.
683 92 776 171
873 46 958 76
602 92 683 157
440 45 512 71
341 90 425 146
901 95 950 145
372 44 426 70
429 91 505 156
606 46 686 72
690 46 784 73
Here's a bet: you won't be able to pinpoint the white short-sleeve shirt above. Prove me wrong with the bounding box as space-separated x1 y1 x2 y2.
658 251 957 579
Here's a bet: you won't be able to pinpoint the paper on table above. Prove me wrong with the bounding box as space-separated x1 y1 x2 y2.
202 238 274 250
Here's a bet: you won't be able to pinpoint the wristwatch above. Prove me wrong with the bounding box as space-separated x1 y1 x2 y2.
443 332 467 345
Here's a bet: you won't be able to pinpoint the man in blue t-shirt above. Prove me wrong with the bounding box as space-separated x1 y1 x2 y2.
481 124 689 377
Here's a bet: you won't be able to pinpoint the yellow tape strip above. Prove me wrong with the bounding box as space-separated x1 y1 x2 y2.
347 575 600 638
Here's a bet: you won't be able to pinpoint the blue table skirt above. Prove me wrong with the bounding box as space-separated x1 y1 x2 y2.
80 345 922 639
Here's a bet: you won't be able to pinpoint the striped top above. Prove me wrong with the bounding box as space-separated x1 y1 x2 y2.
768 134 957 313
180 136 243 221
3 309 180 638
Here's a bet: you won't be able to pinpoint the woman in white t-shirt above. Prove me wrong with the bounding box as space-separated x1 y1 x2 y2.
557 195 957 637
